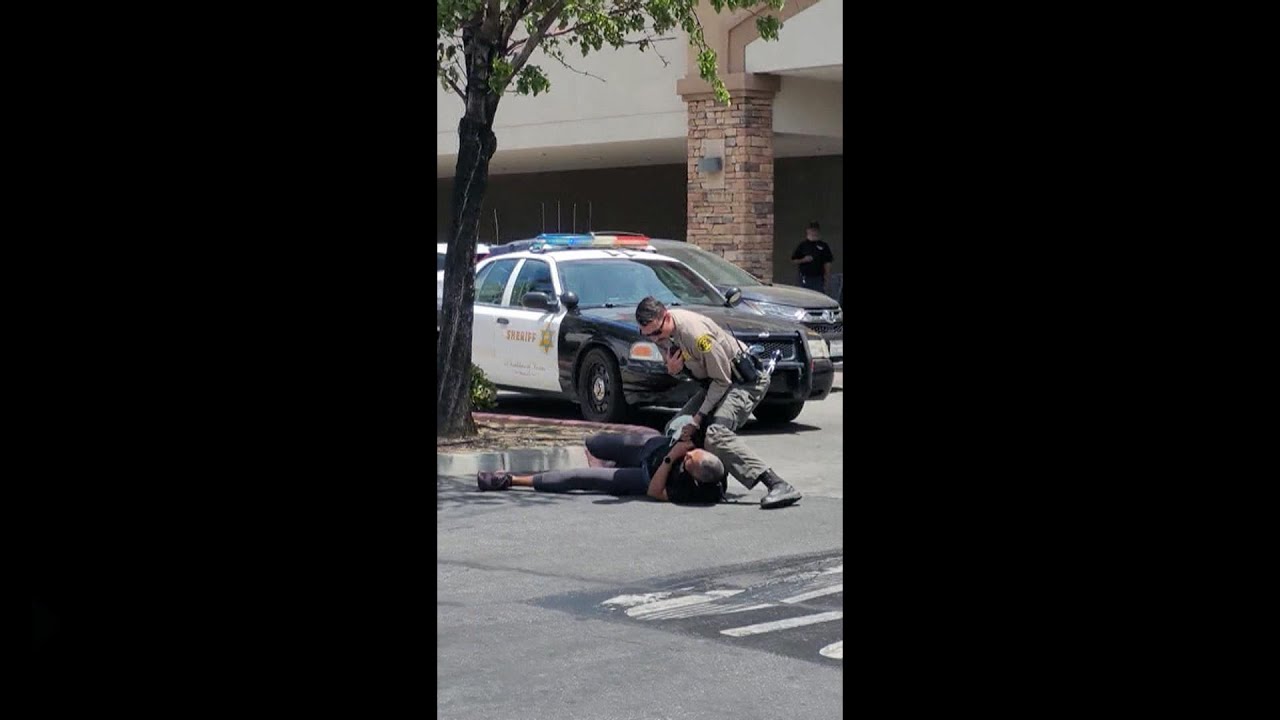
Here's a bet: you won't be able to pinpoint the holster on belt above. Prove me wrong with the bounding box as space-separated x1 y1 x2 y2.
731 353 762 384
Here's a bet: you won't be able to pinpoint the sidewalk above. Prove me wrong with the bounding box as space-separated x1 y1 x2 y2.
437 413 652 477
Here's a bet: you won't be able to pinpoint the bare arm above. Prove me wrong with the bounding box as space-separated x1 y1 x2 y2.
647 441 693 501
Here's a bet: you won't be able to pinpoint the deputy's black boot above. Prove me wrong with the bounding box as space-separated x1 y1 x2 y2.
756 469 802 509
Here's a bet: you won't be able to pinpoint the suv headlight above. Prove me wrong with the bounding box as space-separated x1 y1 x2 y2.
745 300 805 322
629 341 664 362
807 338 829 359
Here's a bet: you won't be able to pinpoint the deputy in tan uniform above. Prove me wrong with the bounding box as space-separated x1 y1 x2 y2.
636 296 802 508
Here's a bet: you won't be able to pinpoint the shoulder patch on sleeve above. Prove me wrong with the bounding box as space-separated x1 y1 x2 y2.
696 334 714 353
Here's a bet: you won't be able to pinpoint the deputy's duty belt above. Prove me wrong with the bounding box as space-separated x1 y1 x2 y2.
731 352 763 384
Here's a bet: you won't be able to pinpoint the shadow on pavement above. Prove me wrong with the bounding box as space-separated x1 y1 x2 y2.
438 475 679 511
438 475 768 511
588 495 650 505
737 422 823 435
492 394 675 431
492 393 831 436
437 475 574 511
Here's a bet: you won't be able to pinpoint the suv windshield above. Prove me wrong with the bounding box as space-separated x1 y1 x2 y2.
437 253 446 272
654 241 761 287
559 259 725 309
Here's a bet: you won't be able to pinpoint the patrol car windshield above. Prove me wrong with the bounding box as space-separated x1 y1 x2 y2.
653 241 762 287
437 253 446 272
558 259 724 309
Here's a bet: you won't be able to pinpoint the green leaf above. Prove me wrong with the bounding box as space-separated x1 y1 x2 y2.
756 15 781 41
514 65 551 96
438 0 785 105
489 57 514 95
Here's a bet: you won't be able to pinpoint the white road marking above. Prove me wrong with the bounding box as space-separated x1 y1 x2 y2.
819 640 843 659
781 583 844 604
602 592 673 608
757 563 844 590
625 590 744 619
720 611 844 637
654 602 777 620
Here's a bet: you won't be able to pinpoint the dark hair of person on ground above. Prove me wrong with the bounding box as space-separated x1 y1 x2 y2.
808 221 820 230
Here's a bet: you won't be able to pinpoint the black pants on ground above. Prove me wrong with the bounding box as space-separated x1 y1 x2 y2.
532 431 664 495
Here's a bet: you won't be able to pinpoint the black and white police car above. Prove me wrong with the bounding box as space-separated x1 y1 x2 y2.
468 233 834 424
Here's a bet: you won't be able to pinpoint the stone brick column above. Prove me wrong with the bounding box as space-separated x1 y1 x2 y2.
681 80 779 283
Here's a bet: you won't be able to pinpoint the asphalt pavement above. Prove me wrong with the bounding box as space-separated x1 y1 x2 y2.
437 373 843 719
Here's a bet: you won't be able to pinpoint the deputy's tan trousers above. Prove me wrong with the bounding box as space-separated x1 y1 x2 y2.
679 374 772 489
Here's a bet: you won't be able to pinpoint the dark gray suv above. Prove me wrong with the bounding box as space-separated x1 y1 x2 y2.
649 238 843 363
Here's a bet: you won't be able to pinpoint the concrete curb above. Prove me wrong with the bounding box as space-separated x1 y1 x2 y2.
472 412 655 437
437 413 660 478
438 445 589 477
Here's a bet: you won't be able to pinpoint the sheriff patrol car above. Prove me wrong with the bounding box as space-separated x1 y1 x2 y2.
469 233 834 424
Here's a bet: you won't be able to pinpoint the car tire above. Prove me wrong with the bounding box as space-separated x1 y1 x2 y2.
577 348 631 423
752 401 805 426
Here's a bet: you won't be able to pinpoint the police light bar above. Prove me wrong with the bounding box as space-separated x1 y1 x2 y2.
531 233 652 252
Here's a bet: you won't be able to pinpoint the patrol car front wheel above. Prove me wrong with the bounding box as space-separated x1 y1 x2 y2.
752 401 805 426
578 348 631 423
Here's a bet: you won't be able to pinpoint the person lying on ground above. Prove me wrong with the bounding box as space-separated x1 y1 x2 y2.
475 428 727 504
636 296 802 508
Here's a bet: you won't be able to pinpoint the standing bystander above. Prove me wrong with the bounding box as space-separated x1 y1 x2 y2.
791 221 834 294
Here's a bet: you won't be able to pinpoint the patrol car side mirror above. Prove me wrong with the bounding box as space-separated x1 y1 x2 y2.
560 291 579 311
724 287 743 307
521 291 559 311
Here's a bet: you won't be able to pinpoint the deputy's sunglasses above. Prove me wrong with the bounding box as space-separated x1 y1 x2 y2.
642 316 666 337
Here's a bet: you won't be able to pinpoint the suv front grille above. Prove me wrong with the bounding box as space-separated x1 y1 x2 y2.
803 322 842 335
801 308 843 324
736 337 797 361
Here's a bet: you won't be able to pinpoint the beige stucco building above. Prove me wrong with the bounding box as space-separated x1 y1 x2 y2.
436 0 843 286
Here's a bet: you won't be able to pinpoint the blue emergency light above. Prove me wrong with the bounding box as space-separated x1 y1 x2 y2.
534 233 594 247
530 232 651 252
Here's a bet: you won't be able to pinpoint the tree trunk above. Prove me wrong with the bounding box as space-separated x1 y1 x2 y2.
438 21 503 440
437 116 498 439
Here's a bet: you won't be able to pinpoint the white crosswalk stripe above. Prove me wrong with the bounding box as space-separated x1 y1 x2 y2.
760 563 845 590
582 555 844 665
720 611 844 637
601 592 673 608
654 602 777 620
781 583 843 604
623 590 744 619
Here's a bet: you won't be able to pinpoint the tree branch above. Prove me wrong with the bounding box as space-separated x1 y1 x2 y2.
548 53 607 82
506 0 643 53
505 0 567 89
446 76 466 101
640 33 675 68
484 0 502 35
500 0 531 50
